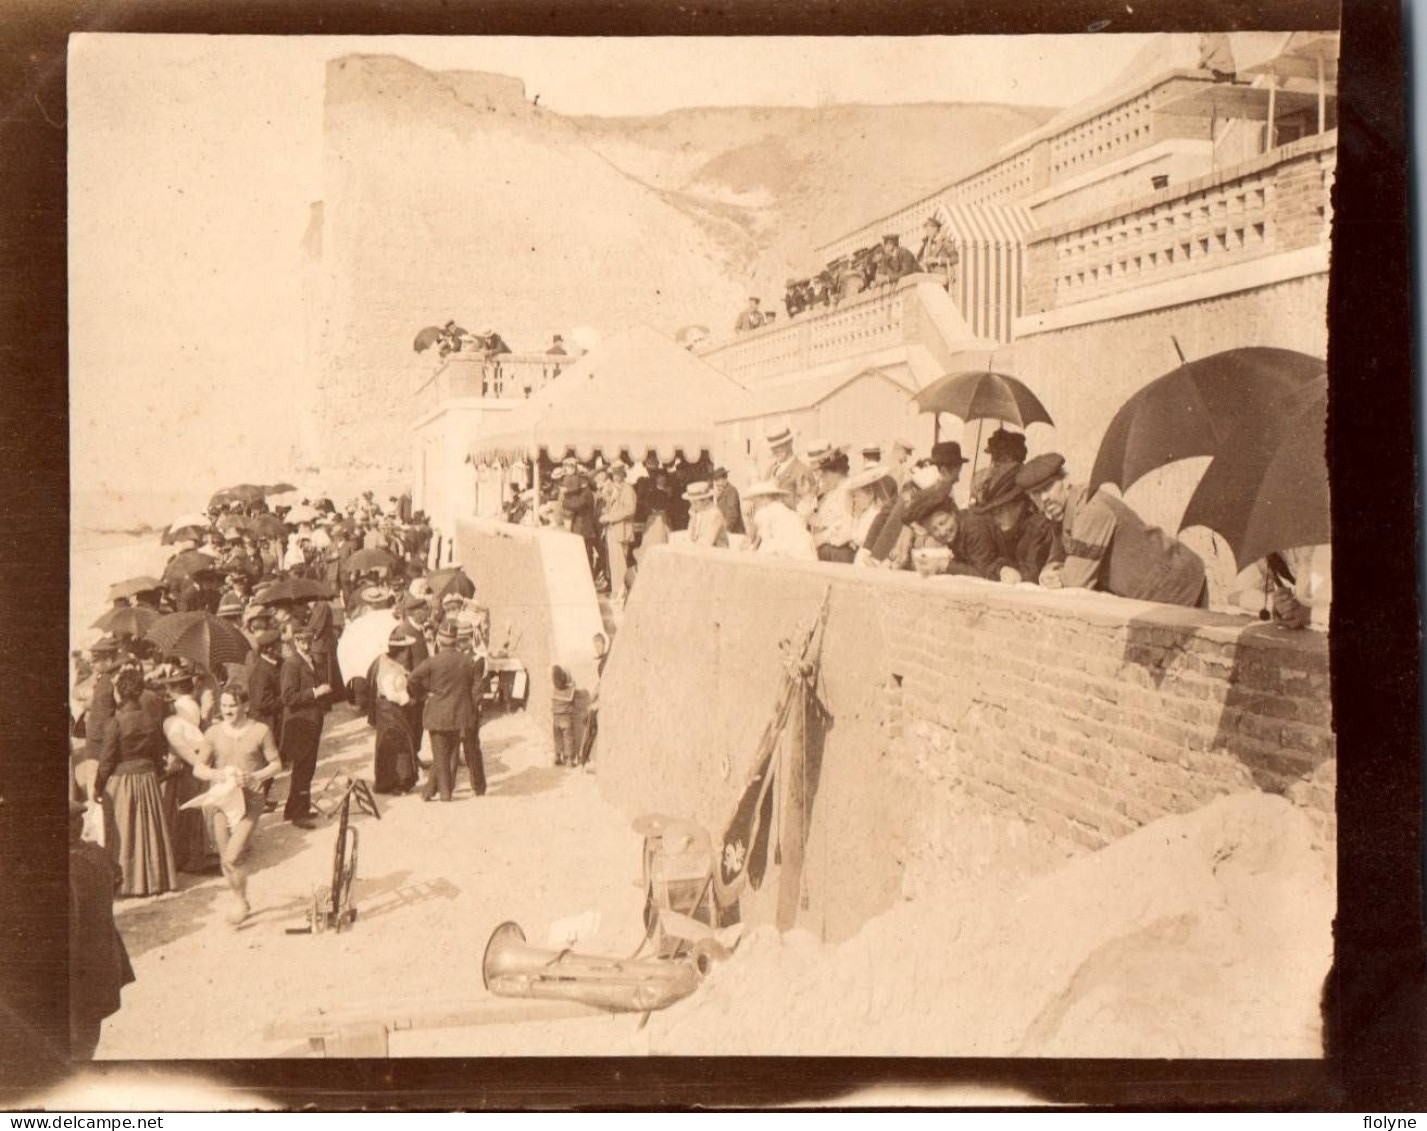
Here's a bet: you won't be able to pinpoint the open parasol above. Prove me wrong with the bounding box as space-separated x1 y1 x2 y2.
210 484 265 508
264 482 298 496
427 566 476 601
1179 376 1329 569
284 504 320 525
92 605 161 637
163 550 220 583
250 577 333 606
341 547 399 577
217 514 254 536
248 513 288 540
145 612 253 674
912 367 1055 488
1090 347 1325 494
337 611 404 684
107 576 164 603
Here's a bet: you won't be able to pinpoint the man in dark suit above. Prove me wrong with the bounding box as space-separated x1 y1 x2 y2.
69 801 135 1059
711 467 744 536
280 626 332 827
407 622 485 802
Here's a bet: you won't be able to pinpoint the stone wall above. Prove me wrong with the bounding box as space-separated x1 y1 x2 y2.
597 545 1333 942
455 519 605 731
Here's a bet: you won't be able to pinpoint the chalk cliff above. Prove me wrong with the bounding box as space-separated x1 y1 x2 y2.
305 54 1054 479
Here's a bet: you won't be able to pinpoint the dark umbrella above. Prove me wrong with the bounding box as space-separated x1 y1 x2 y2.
1179 377 1329 569
912 368 1056 429
249 513 288 540
163 550 220 583
161 523 210 546
414 326 445 353
107 576 164 602
210 484 266 508
912 368 1055 489
92 605 161 637
340 547 398 576
217 514 254 535
251 577 333 606
427 567 476 601
264 482 298 496
1090 347 1325 494
145 612 253 675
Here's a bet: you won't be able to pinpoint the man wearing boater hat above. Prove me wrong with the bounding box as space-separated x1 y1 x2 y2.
684 481 728 547
1018 453 1207 607
760 423 817 520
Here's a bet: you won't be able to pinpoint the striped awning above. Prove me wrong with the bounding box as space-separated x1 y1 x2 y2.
935 202 1036 247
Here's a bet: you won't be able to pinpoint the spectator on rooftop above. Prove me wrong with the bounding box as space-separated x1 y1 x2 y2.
874 233 920 286
734 297 766 333
548 334 567 356
475 327 511 354
917 215 960 295
1019 453 1208 607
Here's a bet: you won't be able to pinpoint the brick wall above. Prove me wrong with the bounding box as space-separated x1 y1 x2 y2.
597 545 1334 940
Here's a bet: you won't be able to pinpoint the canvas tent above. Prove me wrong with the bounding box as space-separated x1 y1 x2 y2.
471 324 750 465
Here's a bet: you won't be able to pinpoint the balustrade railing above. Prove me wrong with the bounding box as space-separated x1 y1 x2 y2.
416 349 576 416
699 275 918 385
1027 132 1334 313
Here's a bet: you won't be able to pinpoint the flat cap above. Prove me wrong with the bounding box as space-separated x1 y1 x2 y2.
1014 453 1067 493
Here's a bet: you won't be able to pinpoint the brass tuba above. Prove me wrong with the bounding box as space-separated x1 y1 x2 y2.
481 921 702 1014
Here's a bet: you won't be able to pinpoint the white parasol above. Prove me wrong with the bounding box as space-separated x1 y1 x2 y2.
337 611 404 685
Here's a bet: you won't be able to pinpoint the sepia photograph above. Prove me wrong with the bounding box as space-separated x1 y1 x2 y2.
18 4 1412 1105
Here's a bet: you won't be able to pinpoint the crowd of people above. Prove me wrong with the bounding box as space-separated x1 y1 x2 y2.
68 486 514 939
738 216 962 331
497 422 1326 628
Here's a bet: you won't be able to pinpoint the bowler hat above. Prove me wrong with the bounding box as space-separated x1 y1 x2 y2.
974 465 1027 513
930 441 966 467
1015 453 1067 493
254 628 282 646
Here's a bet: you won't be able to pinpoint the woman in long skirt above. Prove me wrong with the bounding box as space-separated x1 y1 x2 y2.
196 686 281 925
158 671 220 873
95 669 177 897
365 629 420 794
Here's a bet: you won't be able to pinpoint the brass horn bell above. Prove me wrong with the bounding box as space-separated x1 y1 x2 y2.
482 921 701 1014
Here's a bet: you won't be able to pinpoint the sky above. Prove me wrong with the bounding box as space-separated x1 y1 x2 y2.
68 33 1163 519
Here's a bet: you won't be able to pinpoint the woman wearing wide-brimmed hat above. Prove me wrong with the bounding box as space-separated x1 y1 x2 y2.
95 668 177 897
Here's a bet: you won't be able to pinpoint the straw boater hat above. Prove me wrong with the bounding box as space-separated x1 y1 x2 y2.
804 438 834 466
441 592 466 609
742 480 790 500
360 585 395 609
846 463 892 492
764 424 793 448
681 481 714 503
387 626 417 649
436 621 460 647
